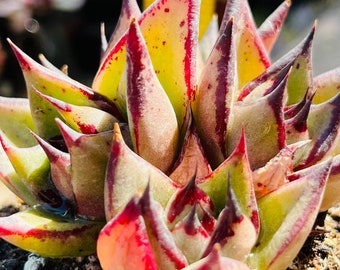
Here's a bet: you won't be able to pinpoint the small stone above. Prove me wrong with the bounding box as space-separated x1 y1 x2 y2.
23 254 46 270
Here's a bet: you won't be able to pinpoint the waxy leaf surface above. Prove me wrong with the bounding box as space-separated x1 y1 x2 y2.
193 18 236 168
0 133 63 208
257 0 291 53
221 0 270 90
0 208 104 258
97 196 158 270
248 160 331 270
105 123 178 220
198 133 259 232
57 119 112 219
126 20 179 173
0 97 36 147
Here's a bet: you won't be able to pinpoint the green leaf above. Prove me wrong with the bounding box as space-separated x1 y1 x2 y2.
320 154 340 211
248 160 331 270
0 144 37 206
193 18 236 168
285 23 315 105
0 97 36 147
222 0 270 90
8 39 122 139
295 93 340 170
126 20 180 173
0 132 63 208
57 119 112 220
227 76 286 169
94 0 200 129
313 66 340 104
0 208 104 258
202 184 257 261
198 133 259 232
36 90 117 134
257 0 291 53
105 123 178 220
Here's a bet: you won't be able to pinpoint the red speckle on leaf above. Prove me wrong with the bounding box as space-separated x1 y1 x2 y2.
164 8 170 12
180 20 185 27
78 123 97 134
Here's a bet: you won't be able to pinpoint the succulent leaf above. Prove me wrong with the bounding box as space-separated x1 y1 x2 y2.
169 119 212 185
0 208 104 258
198 14 219 64
171 205 211 263
320 154 340 211
166 175 214 229
139 183 188 269
35 89 117 134
227 76 286 169
126 19 180 173
8 39 123 139
57 119 112 219
102 0 141 61
0 145 37 206
284 93 312 146
0 97 36 147
182 244 251 270
257 0 291 53
238 24 315 103
0 132 63 208
248 160 331 269
105 123 178 220
31 132 74 203
99 185 189 270
94 0 200 129
97 195 158 270
193 17 236 168
221 0 271 90
91 33 127 116
137 0 200 127
38 53 69 75
142 0 216 41
313 66 340 104
295 93 340 170
198 133 259 231
285 22 315 106
253 145 295 198
202 183 257 261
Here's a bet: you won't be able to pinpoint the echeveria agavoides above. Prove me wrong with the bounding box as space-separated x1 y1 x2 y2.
0 0 340 269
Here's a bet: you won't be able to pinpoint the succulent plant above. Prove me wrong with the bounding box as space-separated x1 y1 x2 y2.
1 0 340 269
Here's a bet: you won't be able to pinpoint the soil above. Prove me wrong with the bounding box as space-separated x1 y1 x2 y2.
0 204 339 269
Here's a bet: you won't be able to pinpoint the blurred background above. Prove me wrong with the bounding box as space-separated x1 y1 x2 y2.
0 0 338 97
